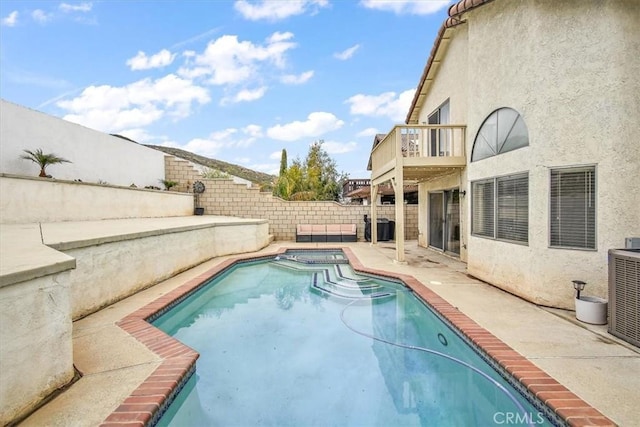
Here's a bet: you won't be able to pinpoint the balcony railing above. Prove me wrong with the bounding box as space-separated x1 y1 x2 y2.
370 125 466 182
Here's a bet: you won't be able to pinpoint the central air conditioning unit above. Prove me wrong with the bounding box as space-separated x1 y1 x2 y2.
608 248 640 348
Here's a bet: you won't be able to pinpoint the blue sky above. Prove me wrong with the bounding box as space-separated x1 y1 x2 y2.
0 0 452 178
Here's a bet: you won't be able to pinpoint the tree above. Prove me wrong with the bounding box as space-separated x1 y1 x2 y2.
20 148 71 177
279 149 287 176
274 159 303 199
304 140 346 202
273 140 348 202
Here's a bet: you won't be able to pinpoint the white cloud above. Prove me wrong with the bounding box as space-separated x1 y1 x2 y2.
171 125 261 158
322 140 358 154
360 0 451 15
234 0 329 21
32 9 53 23
116 128 154 143
178 32 297 86
57 74 210 132
267 31 294 44
334 44 360 60
356 127 379 137
267 112 344 141
269 151 284 160
345 89 414 122
2 11 18 26
59 2 93 13
221 86 267 105
180 137 227 158
281 70 314 85
244 124 263 138
126 49 176 71
248 162 279 175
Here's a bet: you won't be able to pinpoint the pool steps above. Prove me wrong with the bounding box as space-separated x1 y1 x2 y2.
272 257 395 300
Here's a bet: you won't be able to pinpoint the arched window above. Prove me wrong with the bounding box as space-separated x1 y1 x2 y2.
471 108 529 162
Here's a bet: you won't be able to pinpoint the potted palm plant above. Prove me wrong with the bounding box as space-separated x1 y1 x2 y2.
159 179 179 191
20 148 71 178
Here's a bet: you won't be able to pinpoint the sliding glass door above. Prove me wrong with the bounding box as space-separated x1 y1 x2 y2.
429 193 444 250
428 189 460 255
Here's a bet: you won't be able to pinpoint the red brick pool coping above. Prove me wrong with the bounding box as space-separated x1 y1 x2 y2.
101 247 616 427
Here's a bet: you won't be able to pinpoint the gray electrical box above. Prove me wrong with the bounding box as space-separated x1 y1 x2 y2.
626 237 640 249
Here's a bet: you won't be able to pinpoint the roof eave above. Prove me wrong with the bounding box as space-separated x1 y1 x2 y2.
404 0 495 125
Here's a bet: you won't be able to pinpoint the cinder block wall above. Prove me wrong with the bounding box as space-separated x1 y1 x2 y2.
164 156 197 193
165 156 418 241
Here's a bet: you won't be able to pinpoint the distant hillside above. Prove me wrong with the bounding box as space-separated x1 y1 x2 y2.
144 145 276 186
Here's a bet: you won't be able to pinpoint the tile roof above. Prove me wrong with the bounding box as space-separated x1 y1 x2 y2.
405 0 494 124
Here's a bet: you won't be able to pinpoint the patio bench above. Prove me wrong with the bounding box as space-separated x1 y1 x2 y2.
295 224 357 243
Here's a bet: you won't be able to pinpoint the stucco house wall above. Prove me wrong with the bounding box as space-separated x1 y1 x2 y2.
416 23 469 260
462 1 640 308
416 24 468 126
411 0 639 308
0 99 166 188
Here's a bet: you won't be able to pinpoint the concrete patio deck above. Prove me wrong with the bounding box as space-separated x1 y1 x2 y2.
20 241 640 426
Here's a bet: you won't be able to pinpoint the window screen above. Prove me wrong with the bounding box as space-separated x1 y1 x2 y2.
472 174 529 244
550 167 596 249
497 174 529 243
472 179 494 238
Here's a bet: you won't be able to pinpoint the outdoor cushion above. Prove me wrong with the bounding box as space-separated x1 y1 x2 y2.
296 224 313 235
326 224 342 235
311 225 327 242
340 224 356 235
311 225 327 234
296 224 313 242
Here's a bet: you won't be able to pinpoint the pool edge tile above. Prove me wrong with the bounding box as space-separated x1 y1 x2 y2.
341 246 617 427
100 246 617 427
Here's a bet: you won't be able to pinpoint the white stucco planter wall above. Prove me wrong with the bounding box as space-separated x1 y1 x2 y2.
62 220 270 319
0 272 74 426
0 175 193 223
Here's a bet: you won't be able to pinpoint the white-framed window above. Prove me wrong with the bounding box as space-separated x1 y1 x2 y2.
550 166 596 250
472 173 529 244
428 99 450 156
471 179 494 238
472 108 529 162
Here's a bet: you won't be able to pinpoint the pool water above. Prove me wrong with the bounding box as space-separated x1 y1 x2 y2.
153 250 553 426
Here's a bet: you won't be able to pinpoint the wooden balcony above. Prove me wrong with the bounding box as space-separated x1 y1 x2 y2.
370 125 467 185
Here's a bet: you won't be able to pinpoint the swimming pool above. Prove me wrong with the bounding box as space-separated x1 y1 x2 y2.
150 249 557 426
